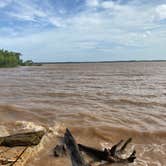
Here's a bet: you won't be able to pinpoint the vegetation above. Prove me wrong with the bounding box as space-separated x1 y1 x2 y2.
0 49 23 67
0 49 40 67
22 60 34 66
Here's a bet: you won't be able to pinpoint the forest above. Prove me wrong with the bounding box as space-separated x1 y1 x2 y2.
0 49 36 67
0 49 23 67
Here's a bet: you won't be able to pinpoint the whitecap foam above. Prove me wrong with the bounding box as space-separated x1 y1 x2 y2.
0 125 9 137
15 121 46 132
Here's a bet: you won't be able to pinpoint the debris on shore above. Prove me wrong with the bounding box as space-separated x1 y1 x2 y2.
0 130 45 166
54 128 136 166
0 127 136 166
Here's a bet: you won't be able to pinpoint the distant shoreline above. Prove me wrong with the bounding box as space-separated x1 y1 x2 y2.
36 60 166 65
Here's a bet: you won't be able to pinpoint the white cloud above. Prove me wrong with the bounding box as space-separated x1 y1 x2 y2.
86 0 129 13
101 1 116 9
8 1 46 21
48 17 64 27
155 4 166 20
86 0 99 7
8 1 63 27
0 0 11 8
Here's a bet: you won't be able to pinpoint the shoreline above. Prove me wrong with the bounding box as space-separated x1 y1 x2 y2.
37 60 166 65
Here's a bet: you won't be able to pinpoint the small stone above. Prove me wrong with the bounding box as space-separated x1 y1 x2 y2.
54 145 66 157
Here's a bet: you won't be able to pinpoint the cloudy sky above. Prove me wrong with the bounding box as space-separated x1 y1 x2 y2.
0 0 166 62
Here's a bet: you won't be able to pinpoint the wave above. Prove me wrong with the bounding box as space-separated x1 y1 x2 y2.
111 99 166 108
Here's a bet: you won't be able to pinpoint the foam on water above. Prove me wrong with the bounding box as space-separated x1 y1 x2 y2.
15 121 46 132
0 125 9 137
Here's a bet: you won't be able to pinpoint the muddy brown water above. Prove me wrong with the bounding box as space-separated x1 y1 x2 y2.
0 62 166 166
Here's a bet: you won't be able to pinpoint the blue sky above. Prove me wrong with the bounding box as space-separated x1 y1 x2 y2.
0 0 166 62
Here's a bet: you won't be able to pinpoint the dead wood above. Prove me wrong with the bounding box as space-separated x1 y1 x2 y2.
10 146 28 166
54 128 136 165
64 128 88 166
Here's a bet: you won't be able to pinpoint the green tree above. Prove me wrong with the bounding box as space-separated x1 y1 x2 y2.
0 49 23 67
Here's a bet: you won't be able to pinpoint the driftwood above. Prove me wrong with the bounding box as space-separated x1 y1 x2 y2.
54 128 136 166
64 128 88 166
78 143 136 164
0 130 45 147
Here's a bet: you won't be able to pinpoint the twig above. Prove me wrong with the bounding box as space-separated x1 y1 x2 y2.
118 138 132 153
10 146 29 166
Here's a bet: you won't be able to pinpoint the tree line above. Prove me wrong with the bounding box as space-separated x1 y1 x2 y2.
0 49 37 67
0 49 23 67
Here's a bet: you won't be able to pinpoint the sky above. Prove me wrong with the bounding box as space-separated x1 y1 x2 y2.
0 0 166 62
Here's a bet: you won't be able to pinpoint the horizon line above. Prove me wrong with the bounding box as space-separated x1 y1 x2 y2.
34 59 166 64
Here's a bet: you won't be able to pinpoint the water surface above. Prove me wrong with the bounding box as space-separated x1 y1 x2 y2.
0 62 166 165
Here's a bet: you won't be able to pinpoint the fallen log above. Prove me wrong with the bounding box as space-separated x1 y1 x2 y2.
64 128 88 166
78 143 136 163
0 130 45 147
54 128 136 165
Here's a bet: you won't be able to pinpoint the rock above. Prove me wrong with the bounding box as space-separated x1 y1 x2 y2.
54 144 66 157
0 130 45 147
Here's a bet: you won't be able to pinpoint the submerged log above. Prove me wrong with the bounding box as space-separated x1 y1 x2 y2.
0 130 45 147
54 128 136 165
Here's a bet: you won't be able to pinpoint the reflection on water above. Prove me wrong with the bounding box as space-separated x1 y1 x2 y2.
0 62 166 165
